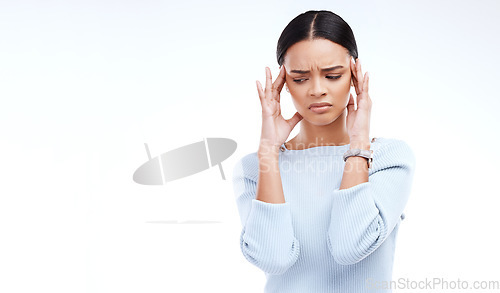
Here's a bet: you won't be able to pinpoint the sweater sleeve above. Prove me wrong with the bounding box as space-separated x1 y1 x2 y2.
232 154 301 275
327 139 416 265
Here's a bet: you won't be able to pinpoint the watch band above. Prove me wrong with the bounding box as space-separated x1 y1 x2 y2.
343 148 373 169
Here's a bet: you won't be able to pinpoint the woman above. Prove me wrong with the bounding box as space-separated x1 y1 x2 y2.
232 10 416 293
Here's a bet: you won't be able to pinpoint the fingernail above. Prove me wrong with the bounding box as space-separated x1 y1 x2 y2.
351 56 355 64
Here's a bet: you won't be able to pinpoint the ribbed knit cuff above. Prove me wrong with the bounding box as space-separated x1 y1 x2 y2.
328 182 383 265
240 199 300 274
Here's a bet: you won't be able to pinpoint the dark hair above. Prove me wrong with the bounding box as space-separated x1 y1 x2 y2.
276 10 358 66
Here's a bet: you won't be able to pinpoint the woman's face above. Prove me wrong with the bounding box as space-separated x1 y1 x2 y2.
283 38 353 125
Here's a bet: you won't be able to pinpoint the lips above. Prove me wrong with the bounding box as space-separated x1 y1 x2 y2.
309 102 332 109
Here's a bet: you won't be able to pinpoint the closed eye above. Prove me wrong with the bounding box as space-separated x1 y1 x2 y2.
293 76 342 83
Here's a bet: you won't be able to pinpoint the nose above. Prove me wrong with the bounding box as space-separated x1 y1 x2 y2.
309 77 326 97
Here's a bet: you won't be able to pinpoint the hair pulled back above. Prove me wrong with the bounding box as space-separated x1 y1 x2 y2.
276 10 358 66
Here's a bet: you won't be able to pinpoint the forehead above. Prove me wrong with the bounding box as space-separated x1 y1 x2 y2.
284 39 350 69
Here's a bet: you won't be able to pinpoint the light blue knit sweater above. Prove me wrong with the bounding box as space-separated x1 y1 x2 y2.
232 137 416 293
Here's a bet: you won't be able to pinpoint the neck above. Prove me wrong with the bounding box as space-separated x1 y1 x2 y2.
288 108 351 150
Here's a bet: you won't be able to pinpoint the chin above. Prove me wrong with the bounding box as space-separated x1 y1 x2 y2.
302 109 343 125
301 114 335 126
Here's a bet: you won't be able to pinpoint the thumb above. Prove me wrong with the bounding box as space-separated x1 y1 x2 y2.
287 112 303 128
347 92 356 113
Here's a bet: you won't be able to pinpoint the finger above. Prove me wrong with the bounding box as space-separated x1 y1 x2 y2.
364 72 369 93
273 65 286 94
355 59 361 94
274 66 286 103
347 92 356 112
350 57 357 83
256 80 264 103
265 67 272 100
356 61 368 104
350 57 357 74
287 112 303 129
355 58 364 96
351 57 359 94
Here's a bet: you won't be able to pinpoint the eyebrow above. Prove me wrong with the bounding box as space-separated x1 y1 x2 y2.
290 65 344 74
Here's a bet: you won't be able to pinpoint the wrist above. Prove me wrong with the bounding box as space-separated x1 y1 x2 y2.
258 144 280 158
349 140 371 150
258 151 280 173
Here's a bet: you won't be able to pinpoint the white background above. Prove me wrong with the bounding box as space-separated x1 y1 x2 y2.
1 0 499 292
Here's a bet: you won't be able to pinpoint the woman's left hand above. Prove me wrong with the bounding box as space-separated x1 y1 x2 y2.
346 57 372 144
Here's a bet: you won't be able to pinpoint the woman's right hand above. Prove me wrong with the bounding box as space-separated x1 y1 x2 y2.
256 65 303 154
